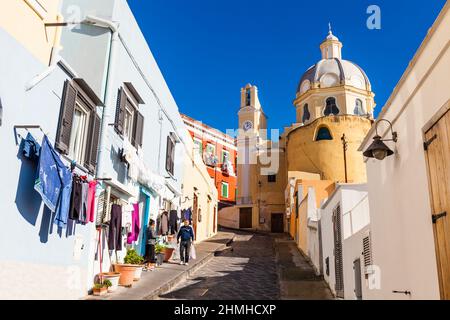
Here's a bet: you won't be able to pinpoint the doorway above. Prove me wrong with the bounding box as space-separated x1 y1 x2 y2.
239 207 252 229
271 213 284 233
353 258 363 300
424 107 450 299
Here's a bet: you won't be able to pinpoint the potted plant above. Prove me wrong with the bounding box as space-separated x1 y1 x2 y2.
98 272 121 292
162 242 176 262
114 249 143 287
123 249 145 281
92 279 112 296
155 244 166 266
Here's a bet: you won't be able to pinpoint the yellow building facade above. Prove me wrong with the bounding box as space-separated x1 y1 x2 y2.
221 28 375 233
0 0 62 65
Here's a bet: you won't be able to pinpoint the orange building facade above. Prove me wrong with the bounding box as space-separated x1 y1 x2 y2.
182 114 237 209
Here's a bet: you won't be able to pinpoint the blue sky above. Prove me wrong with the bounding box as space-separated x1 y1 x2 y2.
128 0 446 133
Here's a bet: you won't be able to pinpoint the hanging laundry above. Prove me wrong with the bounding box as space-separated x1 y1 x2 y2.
87 180 98 223
20 132 41 161
127 203 140 244
108 204 123 251
160 211 169 235
34 136 72 228
69 175 88 223
183 208 193 224
169 209 178 235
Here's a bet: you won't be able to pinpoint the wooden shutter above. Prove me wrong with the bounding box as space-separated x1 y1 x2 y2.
166 136 174 174
132 112 144 148
96 186 111 227
85 112 101 173
114 87 126 135
333 204 344 298
363 234 373 269
56 80 77 154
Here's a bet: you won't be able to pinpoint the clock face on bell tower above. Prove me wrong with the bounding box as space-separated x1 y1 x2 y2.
243 120 253 132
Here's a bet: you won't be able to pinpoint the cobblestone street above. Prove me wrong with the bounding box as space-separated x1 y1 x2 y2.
159 231 280 300
159 230 333 300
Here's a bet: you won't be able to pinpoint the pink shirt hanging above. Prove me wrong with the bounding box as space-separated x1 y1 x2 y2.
127 203 140 244
87 181 98 223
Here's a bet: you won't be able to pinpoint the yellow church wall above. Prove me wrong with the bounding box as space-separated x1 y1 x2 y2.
0 0 62 65
286 115 372 183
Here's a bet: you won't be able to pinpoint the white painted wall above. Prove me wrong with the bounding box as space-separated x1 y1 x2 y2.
0 28 94 299
320 184 370 298
359 3 450 300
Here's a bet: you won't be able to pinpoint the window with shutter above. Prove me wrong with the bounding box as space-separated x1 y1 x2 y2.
56 80 77 154
56 79 102 173
116 85 145 149
96 186 111 227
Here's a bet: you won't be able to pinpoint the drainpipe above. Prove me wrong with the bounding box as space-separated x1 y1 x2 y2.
82 16 120 179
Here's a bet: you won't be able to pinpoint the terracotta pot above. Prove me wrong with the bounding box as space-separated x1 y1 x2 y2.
99 272 121 292
93 286 107 296
163 247 175 262
114 264 138 287
134 266 144 281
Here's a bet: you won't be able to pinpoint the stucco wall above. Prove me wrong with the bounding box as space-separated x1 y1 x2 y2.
0 28 94 299
1 0 61 65
286 116 371 183
360 2 450 300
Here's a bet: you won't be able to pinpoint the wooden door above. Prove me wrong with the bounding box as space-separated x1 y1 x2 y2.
353 258 363 300
424 109 450 299
239 207 252 229
271 213 284 233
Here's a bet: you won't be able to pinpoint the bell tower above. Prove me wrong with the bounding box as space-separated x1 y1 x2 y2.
238 84 267 136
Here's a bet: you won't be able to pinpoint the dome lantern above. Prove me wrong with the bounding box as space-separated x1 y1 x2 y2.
320 23 343 60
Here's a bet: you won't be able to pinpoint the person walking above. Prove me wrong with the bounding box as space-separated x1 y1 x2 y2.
145 219 157 269
177 219 195 266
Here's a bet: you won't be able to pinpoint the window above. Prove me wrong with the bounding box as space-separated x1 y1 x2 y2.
193 139 203 156
68 102 90 164
245 89 251 106
268 174 276 183
114 85 145 148
56 79 102 173
166 135 175 175
206 143 216 156
221 182 229 198
315 127 333 141
302 104 311 123
222 150 230 163
354 99 365 116
324 97 339 116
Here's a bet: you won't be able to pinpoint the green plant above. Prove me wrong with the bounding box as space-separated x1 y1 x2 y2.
155 243 167 254
123 249 144 265
94 279 112 290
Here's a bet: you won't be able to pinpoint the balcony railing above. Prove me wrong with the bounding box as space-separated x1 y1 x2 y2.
237 197 253 205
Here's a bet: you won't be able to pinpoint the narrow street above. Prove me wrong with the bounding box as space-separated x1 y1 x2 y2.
158 230 333 300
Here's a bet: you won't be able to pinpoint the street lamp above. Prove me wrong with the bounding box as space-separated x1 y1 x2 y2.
363 119 398 160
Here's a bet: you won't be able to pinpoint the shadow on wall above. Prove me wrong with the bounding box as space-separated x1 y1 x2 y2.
111 145 127 184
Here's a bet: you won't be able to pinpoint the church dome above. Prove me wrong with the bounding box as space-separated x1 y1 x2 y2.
297 59 371 95
297 29 372 95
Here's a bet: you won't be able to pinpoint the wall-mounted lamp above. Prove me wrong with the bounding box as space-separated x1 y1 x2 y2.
363 119 398 161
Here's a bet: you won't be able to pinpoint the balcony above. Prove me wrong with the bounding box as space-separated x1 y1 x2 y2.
237 197 253 205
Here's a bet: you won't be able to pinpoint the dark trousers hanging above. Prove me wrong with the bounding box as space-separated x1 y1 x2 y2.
108 204 122 251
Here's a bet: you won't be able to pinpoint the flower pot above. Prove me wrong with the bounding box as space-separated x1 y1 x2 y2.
93 286 107 296
99 272 121 292
114 264 138 287
134 266 144 281
162 247 175 262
